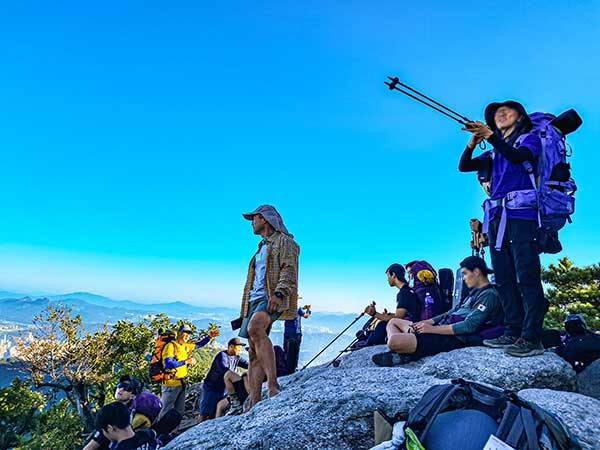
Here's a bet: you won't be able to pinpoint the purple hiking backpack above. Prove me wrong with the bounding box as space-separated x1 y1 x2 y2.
407 260 443 321
483 110 582 253
130 391 162 424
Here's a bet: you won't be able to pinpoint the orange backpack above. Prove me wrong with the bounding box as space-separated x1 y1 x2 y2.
149 329 176 382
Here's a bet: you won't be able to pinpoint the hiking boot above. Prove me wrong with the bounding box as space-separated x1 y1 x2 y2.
483 335 518 348
225 398 243 416
372 351 412 367
504 338 544 357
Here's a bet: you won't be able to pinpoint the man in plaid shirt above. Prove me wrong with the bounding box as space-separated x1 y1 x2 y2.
238 204 299 411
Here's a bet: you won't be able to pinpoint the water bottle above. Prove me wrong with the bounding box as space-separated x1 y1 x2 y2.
424 292 434 318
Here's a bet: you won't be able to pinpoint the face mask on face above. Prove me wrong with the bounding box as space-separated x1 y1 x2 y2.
408 277 415 288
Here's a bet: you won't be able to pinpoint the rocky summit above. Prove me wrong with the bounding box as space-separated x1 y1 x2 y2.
165 345 600 450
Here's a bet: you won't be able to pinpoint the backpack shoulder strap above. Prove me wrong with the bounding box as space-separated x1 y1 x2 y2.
521 407 539 450
413 384 465 441
496 400 522 445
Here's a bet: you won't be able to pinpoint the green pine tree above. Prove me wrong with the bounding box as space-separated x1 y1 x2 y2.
542 257 600 331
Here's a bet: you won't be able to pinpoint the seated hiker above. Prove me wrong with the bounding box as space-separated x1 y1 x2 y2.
372 256 502 366
357 264 422 348
158 324 220 420
94 401 158 450
283 304 311 373
199 337 249 422
215 344 289 417
84 375 160 450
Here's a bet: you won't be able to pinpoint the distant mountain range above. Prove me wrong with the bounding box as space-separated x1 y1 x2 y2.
0 290 360 331
0 289 364 379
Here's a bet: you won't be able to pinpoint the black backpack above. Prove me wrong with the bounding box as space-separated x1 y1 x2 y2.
438 268 454 313
401 379 581 450
555 331 600 373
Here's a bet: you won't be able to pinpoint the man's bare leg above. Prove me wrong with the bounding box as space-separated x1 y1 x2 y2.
247 311 279 402
387 332 418 354
245 337 265 412
224 370 242 395
215 398 229 418
386 318 414 337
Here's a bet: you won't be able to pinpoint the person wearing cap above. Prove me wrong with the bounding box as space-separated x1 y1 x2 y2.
372 256 502 366
459 100 548 357
158 324 219 419
238 204 299 410
198 337 249 421
358 263 422 348
283 304 311 373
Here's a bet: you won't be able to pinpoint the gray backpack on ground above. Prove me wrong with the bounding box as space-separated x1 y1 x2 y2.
401 378 581 450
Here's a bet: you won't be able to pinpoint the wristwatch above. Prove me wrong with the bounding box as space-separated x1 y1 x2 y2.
273 291 284 300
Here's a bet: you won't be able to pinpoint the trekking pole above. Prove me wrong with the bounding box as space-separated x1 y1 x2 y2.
470 218 486 259
327 337 358 368
301 301 375 371
326 302 379 368
384 76 473 126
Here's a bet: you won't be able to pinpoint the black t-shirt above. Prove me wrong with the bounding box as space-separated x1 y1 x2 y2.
91 429 111 449
112 429 157 450
396 285 421 321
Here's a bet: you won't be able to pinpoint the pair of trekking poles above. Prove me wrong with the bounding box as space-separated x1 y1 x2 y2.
389 76 490 260
384 76 486 150
301 301 375 370
301 79 488 371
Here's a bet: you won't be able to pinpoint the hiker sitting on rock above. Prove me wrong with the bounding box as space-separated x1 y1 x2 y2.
216 344 289 417
372 256 502 366
199 337 249 421
459 100 548 357
356 264 421 349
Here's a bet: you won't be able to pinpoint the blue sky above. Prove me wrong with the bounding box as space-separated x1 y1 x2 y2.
1 1 599 313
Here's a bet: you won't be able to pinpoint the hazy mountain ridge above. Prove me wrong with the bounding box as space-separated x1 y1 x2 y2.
0 290 363 385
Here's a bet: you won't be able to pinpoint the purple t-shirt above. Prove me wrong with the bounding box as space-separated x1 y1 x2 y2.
477 133 542 221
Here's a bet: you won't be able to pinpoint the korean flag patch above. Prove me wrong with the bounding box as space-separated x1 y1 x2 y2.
477 304 487 312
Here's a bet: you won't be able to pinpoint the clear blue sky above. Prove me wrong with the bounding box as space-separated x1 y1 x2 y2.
1 1 599 312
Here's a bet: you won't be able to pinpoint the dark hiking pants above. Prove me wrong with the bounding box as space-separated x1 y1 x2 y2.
365 320 388 346
488 217 548 344
283 332 302 373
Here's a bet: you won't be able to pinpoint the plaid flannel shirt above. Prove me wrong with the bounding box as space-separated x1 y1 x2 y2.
241 231 299 321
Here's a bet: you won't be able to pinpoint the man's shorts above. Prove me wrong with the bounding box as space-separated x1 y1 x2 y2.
199 384 226 418
239 296 281 339
411 333 466 360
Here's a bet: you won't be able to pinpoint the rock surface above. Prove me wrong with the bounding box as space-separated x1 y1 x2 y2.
165 345 593 450
419 346 577 391
167 363 445 450
577 359 600 400
519 388 600 450
340 344 577 391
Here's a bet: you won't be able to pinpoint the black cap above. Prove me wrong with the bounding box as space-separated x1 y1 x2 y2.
178 324 193 333
460 256 494 275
